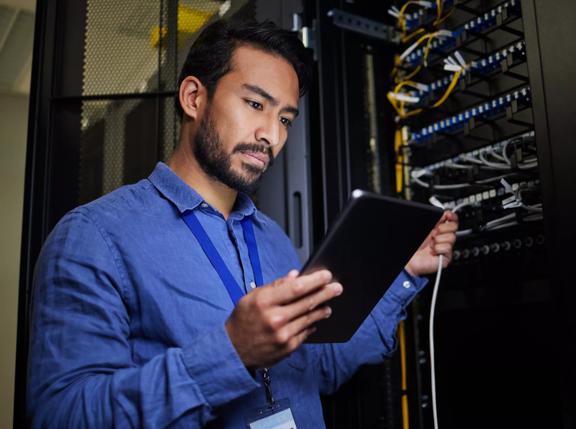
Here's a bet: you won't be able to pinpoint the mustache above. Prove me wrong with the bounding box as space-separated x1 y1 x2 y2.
233 143 274 166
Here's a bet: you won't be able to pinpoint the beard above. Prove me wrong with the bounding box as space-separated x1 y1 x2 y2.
193 110 274 194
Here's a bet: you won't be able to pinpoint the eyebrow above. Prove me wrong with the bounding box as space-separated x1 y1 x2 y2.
242 84 299 117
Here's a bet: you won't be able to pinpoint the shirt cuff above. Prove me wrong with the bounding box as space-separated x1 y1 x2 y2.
181 323 259 409
384 269 429 307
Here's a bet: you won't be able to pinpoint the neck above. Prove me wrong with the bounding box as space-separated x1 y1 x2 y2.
168 145 238 219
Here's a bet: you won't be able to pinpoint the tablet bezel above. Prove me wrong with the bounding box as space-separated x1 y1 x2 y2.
302 189 443 343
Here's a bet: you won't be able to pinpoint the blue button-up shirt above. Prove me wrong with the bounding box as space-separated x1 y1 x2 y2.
27 162 427 428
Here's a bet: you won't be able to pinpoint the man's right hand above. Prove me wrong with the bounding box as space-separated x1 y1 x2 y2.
225 269 342 369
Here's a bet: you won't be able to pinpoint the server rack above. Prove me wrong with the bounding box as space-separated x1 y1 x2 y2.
303 0 576 428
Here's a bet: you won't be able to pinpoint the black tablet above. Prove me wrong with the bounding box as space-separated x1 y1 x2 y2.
302 189 443 343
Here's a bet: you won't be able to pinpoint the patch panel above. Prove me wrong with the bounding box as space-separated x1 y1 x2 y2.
404 40 527 105
409 130 541 235
450 181 542 234
413 131 534 173
455 208 543 237
403 0 521 67
409 86 531 144
440 178 540 210
402 0 457 32
470 39 526 75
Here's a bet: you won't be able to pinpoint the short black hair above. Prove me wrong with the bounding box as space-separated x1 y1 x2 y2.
176 19 312 118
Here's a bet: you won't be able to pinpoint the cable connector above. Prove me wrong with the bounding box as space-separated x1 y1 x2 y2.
429 196 445 209
500 178 522 209
412 168 428 179
388 92 421 104
443 50 469 75
388 6 400 18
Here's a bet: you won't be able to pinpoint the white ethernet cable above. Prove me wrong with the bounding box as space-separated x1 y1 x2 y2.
426 195 476 429
427 196 458 429
429 254 443 429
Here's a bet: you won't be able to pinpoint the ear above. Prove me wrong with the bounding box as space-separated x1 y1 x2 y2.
179 76 206 120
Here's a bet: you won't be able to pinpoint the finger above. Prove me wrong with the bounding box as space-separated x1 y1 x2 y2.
438 220 458 231
269 270 299 287
434 242 454 255
437 221 459 234
439 210 458 223
434 232 457 245
285 304 333 341
287 269 299 278
436 211 453 226
283 281 343 321
283 325 317 354
439 211 451 223
267 269 333 305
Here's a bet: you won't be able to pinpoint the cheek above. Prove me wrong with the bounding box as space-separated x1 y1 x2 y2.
216 110 255 148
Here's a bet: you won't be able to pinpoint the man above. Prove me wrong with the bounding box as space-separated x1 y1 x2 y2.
27 19 458 428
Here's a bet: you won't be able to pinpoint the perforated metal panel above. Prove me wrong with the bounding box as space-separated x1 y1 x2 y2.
78 0 253 202
79 97 179 202
83 0 164 95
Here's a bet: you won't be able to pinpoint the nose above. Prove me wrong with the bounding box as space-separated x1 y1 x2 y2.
254 114 281 148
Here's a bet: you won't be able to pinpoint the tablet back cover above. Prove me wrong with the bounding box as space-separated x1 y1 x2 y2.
303 190 442 343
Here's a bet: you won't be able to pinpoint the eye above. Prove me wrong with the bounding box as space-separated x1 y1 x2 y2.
280 117 293 128
246 99 263 110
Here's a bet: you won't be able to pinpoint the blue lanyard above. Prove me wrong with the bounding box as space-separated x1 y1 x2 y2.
181 210 263 306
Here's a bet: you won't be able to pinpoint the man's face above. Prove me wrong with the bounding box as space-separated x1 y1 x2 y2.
193 44 300 193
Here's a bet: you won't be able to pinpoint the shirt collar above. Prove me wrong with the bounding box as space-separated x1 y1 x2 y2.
148 162 264 222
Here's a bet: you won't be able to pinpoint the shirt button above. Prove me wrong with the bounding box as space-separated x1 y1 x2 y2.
201 202 208 208
250 281 256 289
402 280 411 289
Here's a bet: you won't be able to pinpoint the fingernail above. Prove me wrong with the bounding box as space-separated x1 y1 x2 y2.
332 283 343 295
325 307 332 318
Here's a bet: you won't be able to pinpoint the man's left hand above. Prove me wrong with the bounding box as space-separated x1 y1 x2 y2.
405 211 459 277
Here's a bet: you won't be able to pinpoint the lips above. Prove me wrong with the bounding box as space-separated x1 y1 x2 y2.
240 150 269 168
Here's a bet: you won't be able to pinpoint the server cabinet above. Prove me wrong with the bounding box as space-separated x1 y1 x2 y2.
304 0 576 428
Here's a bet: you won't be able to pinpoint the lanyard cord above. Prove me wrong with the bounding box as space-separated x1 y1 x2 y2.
262 368 275 406
181 210 275 405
